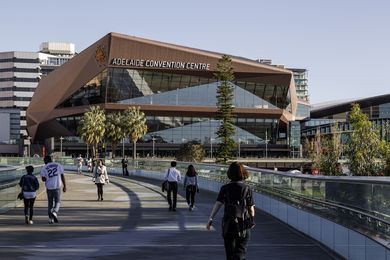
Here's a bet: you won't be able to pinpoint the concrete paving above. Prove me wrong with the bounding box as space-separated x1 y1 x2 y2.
0 172 341 260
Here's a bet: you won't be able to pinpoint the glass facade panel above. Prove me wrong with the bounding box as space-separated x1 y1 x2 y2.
55 67 292 147
296 103 311 118
379 102 390 119
58 68 289 110
58 70 107 107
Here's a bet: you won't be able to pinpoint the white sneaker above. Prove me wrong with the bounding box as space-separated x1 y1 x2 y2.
49 218 54 224
28 220 33 225
51 211 58 223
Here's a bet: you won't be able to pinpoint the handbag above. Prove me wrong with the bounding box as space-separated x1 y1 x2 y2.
162 169 170 192
17 191 24 200
162 180 168 192
17 175 24 200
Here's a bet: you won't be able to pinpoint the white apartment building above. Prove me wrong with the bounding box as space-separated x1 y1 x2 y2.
0 43 75 155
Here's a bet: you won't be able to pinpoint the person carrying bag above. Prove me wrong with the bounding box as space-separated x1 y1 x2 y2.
206 162 255 260
164 161 181 211
19 165 39 224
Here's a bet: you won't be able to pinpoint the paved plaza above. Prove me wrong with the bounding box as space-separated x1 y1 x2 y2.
0 172 340 259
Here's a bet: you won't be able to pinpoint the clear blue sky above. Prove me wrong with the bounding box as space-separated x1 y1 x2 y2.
2 0 389 104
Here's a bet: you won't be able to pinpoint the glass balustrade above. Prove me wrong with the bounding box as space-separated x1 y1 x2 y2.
1 157 389 243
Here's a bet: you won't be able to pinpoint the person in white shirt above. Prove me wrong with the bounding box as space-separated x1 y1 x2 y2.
76 154 83 174
40 155 66 224
164 161 181 211
93 159 109 201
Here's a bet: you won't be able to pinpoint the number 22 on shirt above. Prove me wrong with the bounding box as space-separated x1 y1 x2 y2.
47 166 58 178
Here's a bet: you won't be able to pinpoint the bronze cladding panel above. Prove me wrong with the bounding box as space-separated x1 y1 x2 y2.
108 33 292 85
104 104 283 118
26 34 111 139
49 104 283 120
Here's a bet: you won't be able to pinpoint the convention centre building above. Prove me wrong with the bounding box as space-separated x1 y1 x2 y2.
27 32 300 157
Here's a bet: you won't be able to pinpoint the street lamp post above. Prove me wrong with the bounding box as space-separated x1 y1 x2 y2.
265 131 268 158
86 143 89 159
122 138 125 157
238 138 241 159
152 137 156 157
27 136 31 158
210 138 215 159
60 136 64 157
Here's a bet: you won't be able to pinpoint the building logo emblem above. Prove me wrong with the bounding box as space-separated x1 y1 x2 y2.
95 45 106 64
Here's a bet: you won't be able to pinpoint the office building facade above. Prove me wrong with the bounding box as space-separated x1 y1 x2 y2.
0 43 74 155
302 94 390 141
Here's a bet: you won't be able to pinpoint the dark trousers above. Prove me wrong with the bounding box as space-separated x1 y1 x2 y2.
122 166 128 176
185 185 196 207
167 181 178 209
23 197 36 219
96 183 104 199
223 229 251 260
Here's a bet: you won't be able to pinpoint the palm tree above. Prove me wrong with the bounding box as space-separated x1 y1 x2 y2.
122 107 148 160
105 112 125 158
78 106 106 158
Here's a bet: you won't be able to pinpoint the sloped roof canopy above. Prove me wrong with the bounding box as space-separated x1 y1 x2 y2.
27 32 297 141
311 93 390 118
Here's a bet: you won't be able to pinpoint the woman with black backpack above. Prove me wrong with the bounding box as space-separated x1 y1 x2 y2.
206 162 255 260
19 165 39 224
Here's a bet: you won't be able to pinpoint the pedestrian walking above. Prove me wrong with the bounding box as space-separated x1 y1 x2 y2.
76 154 83 174
93 159 109 201
121 156 129 176
87 158 92 172
206 162 255 260
19 165 39 224
164 161 181 211
40 155 66 224
183 164 199 211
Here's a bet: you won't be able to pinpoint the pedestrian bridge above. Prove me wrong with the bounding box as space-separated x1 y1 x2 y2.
0 158 389 260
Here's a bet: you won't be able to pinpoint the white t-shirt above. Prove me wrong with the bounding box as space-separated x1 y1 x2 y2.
40 162 64 190
165 167 181 182
76 157 83 166
23 191 36 199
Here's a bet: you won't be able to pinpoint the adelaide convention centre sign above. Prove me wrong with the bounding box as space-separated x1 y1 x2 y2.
111 58 211 71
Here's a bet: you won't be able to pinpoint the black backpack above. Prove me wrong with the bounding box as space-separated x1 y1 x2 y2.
222 184 250 238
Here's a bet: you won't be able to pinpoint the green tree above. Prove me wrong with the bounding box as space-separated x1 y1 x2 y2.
176 141 205 162
215 55 236 164
319 124 343 175
105 112 125 158
305 125 343 175
379 136 390 176
345 103 383 176
122 106 148 160
78 106 106 158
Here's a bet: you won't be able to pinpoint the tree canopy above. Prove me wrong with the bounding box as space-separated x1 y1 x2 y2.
215 55 236 164
346 103 383 176
78 106 106 158
122 106 148 160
